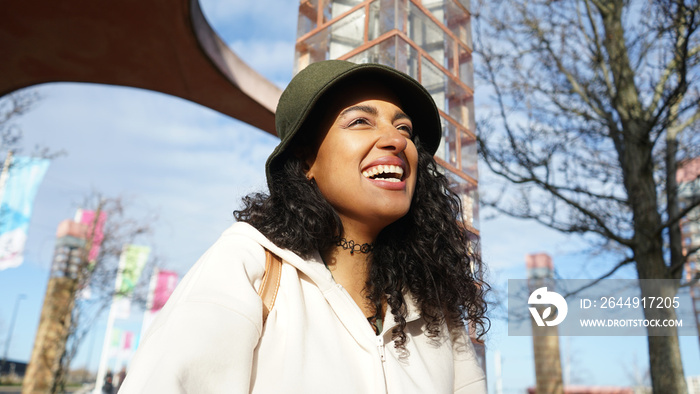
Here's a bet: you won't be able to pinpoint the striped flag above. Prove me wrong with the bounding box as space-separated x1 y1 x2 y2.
0 156 50 269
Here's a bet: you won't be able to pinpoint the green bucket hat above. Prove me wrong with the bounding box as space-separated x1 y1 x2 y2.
266 59 442 187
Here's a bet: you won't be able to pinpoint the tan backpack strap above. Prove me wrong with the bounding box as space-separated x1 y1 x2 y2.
258 248 283 326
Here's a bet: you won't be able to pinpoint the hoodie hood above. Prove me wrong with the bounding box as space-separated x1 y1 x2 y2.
224 222 336 291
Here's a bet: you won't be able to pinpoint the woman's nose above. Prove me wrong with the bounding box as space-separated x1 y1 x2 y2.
376 123 408 152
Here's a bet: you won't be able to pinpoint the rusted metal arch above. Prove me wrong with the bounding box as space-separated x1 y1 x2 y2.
1 0 282 135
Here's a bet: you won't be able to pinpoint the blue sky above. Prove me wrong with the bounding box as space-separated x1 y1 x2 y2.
0 1 698 392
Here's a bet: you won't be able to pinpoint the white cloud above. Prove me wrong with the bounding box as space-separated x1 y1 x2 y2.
228 39 296 88
199 0 298 86
200 0 298 35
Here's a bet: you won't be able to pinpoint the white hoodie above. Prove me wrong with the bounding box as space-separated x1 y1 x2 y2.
119 222 486 393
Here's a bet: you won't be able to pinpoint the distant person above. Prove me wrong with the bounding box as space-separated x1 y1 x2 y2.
116 366 127 392
119 60 489 393
102 370 114 394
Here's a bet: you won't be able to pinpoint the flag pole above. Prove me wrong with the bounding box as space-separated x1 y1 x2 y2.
0 151 13 210
93 247 126 394
139 267 159 340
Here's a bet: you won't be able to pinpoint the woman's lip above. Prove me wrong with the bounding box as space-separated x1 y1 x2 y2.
361 156 407 173
361 156 408 181
365 177 407 190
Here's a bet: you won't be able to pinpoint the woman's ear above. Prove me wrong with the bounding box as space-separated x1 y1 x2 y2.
294 146 315 180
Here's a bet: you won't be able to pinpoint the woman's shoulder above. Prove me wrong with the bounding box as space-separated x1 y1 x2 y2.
177 222 307 298
218 222 313 267
135 223 274 347
197 222 269 270
214 221 269 258
166 222 329 313
166 223 272 307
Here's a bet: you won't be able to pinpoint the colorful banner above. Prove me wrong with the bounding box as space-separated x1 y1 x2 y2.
112 297 132 320
116 244 150 296
0 156 50 269
151 270 178 312
108 328 122 358
140 269 179 340
96 244 149 394
107 328 137 360
119 330 138 361
122 330 134 350
75 208 107 262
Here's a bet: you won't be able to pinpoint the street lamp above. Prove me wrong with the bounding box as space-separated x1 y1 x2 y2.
1 293 27 374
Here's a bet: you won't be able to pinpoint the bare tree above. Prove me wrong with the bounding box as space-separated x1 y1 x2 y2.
0 91 36 152
473 0 699 392
0 90 64 159
51 194 156 394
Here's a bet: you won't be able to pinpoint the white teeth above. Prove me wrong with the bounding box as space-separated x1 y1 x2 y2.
362 164 404 180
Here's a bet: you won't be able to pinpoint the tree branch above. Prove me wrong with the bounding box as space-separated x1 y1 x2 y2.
560 255 636 299
478 156 633 246
648 4 698 120
668 244 700 277
668 106 700 137
583 0 616 97
657 195 700 234
531 22 612 123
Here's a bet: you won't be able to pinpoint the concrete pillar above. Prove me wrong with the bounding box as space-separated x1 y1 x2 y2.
22 277 77 393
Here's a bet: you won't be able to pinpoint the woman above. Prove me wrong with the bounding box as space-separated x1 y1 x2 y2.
119 60 488 393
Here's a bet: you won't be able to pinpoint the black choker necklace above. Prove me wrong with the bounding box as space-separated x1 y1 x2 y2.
336 238 374 255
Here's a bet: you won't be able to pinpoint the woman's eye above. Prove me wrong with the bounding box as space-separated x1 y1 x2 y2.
349 118 370 127
397 124 413 136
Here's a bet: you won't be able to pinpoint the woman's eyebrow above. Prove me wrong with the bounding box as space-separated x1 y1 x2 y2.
393 111 411 123
339 105 411 124
340 105 378 117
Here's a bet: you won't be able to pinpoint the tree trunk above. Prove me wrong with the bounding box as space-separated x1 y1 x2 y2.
623 140 687 392
637 277 688 393
647 335 687 393
625 139 687 392
597 2 688 391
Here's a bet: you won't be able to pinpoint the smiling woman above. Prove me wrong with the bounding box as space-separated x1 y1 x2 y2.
119 60 489 394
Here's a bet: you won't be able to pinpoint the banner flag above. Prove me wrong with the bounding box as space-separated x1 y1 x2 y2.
96 245 148 394
111 328 122 348
122 330 134 350
0 156 50 269
116 244 150 296
140 269 179 341
151 270 178 312
75 209 107 262
112 296 131 320
119 330 137 361
108 328 122 358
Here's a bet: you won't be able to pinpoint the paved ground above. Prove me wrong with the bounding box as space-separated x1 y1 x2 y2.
0 384 92 393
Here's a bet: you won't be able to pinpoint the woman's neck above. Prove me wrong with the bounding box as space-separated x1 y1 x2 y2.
322 236 372 283
321 230 376 315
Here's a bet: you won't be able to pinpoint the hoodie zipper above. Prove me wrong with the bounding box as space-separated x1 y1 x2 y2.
376 336 386 362
334 283 388 363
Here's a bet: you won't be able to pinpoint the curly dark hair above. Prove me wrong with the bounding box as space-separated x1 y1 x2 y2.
234 135 489 350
